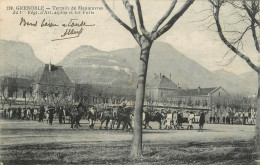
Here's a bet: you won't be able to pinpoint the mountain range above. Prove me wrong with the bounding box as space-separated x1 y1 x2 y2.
0 39 257 94
0 40 44 77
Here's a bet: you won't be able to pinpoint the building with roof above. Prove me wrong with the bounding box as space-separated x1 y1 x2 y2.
33 64 75 106
146 74 179 100
146 74 229 110
0 77 33 108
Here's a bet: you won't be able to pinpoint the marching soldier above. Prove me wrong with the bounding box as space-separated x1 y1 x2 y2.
47 106 54 125
187 112 195 130
199 111 205 132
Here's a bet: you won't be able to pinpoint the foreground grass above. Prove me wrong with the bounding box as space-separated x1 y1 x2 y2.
0 140 257 165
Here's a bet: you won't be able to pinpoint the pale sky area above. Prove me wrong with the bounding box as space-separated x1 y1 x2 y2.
0 0 259 75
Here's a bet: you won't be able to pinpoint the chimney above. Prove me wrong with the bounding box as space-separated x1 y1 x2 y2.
160 73 161 78
170 73 171 81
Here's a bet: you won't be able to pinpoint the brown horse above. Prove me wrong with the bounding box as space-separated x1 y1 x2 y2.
116 106 133 132
99 107 114 130
143 111 163 129
70 103 84 129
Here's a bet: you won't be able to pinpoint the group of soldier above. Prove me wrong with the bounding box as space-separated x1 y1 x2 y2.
2 107 38 120
2 104 208 132
162 110 205 131
2 106 67 125
208 111 256 125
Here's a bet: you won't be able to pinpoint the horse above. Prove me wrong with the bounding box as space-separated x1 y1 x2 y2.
143 111 163 129
99 107 114 130
115 106 134 132
63 106 73 123
70 103 84 129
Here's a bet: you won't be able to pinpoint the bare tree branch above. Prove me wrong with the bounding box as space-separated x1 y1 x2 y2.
243 0 260 53
152 0 177 32
123 0 138 32
102 0 141 45
251 22 260 53
102 0 132 32
122 0 143 44
209 0 259 73
243 0 260 27
216 47 232 63
152 0 195 40
135 0 149 35
189 14 213 23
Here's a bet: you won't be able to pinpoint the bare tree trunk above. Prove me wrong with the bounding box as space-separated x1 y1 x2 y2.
257 72 260 160
131 37 152 157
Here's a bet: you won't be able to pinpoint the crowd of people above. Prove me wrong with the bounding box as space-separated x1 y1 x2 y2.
207 111 256 125
1 104 254 132
1 106 67 125
161 110 205 131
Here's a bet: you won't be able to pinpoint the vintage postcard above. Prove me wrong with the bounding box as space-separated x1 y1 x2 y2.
0 0 259 164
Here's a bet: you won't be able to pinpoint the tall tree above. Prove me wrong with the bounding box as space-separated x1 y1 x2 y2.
208 0 260 159
102 0 195 156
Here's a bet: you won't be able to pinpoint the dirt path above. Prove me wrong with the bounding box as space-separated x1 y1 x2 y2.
0 119 257 165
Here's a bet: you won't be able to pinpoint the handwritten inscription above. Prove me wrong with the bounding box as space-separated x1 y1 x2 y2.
18 17 95 41
61 28 83 38
20 17 37 26
41 19 58 27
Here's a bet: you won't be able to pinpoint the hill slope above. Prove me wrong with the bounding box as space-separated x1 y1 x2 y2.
110 42 255 93
0 40 44 77
58 45 137 87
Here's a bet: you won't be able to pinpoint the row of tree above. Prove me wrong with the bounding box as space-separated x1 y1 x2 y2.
0 76 136 109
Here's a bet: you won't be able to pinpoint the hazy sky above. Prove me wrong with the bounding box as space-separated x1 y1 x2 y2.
0 0 259 75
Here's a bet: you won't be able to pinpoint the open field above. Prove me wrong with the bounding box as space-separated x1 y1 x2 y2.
0 119 258 165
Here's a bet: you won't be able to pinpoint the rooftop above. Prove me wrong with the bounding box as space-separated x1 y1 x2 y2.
147 75 178 89
38 64 74 87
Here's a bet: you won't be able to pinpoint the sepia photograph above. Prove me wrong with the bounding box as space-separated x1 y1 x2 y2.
0 0 259 164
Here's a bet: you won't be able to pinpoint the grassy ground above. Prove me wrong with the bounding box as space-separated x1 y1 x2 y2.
0 119 258 165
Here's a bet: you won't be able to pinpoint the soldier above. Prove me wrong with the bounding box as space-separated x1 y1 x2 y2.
3 109 7 119
58 107 63 124
177 112 183 129
172 111 178 129
222 115 226 124
187 112 195 130
26 107 31 120
199 111 205 132
217 116 220 124
39 106 45 122
21 108 25 120
9 108 13 119
48 106 54 125
17 107 22 120
165 110 172 130
7 108 11 118
30 107 34 120
62 106 66 124
88 105 96 129
33 108 37 120
71 104 79 129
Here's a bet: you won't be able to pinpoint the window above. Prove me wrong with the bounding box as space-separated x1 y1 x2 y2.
161 92 163 97
219 92 221 97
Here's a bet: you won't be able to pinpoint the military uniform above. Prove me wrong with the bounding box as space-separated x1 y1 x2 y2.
48 107 54 125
